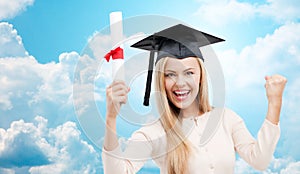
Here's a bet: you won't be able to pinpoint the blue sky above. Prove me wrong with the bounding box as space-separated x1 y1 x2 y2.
0 0 300 173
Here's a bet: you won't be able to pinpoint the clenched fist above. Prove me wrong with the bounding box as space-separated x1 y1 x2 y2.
264 74 287 124
265 74 287 104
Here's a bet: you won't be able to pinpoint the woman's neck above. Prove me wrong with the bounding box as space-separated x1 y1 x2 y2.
180 101 201 118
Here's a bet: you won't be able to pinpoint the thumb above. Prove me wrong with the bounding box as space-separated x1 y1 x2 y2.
265 75 271 81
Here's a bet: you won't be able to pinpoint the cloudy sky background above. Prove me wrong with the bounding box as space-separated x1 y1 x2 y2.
0 0 300 173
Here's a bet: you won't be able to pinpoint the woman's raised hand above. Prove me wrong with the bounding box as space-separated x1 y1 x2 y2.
265 74 287 105
106 81 130 119
264 74 287 124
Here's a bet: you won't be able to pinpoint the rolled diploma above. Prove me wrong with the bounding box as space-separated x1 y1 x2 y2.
110 12 125 81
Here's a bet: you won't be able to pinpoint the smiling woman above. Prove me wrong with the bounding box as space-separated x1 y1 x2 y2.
101 23 287 174
163 58 202 114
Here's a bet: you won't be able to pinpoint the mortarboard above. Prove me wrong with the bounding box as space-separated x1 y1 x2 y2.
131 24 225 106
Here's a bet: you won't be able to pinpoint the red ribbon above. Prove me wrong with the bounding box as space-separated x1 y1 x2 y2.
104 47 124 62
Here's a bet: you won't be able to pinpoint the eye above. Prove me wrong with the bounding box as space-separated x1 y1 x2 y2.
165 73 176 78
185 71 194 76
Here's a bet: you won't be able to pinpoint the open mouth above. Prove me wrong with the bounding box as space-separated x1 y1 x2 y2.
173 90 190 100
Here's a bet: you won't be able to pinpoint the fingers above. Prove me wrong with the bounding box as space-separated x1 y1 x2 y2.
265 74 287 86
108 81 130 91
264 74 287 103
106 81 130 104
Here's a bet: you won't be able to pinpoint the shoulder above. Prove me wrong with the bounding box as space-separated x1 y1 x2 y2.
219 107 248 133
208 107 242 120
222 107 243 121
212 107 244 127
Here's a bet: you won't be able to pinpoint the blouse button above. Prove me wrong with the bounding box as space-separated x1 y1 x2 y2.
209 164 214 170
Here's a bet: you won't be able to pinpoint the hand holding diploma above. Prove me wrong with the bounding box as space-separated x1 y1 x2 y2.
104 12 127 117
106 81 130 120
104 12 127 152
104 11 129 118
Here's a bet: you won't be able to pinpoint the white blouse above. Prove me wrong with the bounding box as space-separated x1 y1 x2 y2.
102 108 280 174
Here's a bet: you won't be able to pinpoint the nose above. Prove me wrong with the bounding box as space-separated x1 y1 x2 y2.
175 75 186 87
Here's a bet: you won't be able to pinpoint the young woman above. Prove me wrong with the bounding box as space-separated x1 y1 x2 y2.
102 24 287 174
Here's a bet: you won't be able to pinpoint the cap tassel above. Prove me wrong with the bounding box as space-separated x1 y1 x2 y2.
143 50 155 106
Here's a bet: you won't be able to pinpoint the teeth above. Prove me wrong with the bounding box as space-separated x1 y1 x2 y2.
174 91 189 95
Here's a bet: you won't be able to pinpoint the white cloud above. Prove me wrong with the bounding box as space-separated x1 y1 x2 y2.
0 118 50 167
194 0 256 26
280 161 300 174
194 0 300 26
0 56 41 111
234 158 257 174
30 51 79 105
72 54 104 118
278 77 300 160
29 119 100 174
0 23 110 154
257 0 300 23
0 95 12 111
235 157 300 174
0 116 100 173
0 22 28 57
0 22 80 118
88 32 112 61
0 51 81 129
0 0 34 20
219 22 300 89
0 168 14 174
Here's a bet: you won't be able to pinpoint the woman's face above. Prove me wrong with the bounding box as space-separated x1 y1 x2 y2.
164 57 201 110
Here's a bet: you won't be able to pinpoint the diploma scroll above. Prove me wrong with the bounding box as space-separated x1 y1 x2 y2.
109 11 125 81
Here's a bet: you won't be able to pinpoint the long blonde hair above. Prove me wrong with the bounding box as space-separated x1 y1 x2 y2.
155 57 212 174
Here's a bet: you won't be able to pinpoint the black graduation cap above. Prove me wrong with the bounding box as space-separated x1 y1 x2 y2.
131 24 224 106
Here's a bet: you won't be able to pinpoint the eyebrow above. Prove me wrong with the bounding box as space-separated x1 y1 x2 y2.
165 68 195 72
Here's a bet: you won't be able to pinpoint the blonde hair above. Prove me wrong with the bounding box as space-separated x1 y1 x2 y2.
154 57 212 174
